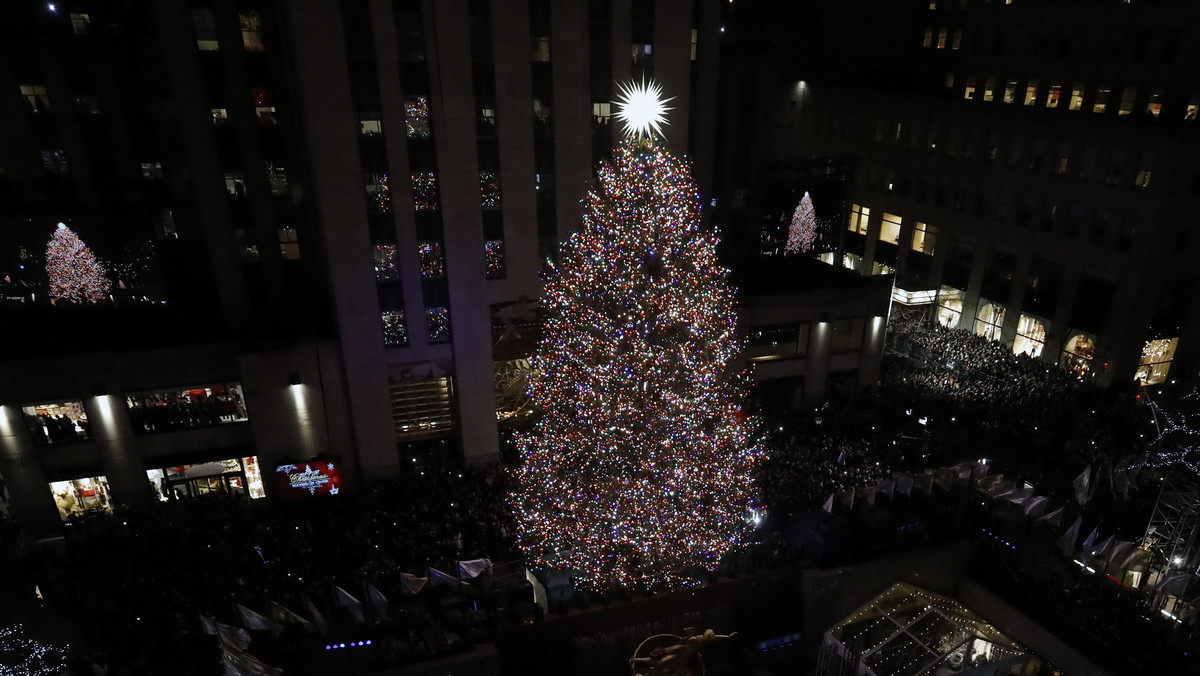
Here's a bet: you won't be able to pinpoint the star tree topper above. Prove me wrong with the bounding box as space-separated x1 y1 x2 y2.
614 79 675 139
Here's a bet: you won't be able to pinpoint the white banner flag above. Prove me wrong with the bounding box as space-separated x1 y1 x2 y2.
401 572 429 595
333 585 365 623
458 558 494 580
237 604 283 637
365 582 389 618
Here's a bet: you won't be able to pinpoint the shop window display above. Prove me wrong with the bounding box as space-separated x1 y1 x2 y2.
126 382 248 434
1012 314 1047 358
147 456 266 501
50 476 112 521
1062 333 1096 377
22 401 91 446
975 302 1006 341
1136 338 1179 386
936 288 964 329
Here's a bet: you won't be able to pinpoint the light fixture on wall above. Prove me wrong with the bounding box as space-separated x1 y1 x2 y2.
288 372 303 386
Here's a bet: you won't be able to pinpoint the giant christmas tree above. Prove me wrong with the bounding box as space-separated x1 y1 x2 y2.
512 81 761 592
45 223 110 303
784 191 817 254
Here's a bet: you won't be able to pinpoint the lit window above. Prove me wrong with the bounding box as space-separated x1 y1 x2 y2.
485 239 505 279
225 173 246 197
1069 83 1085 111
360 117 382 135
849 204 870 235
20 85 50 113
480 171 501 208
690 28 698 60
983 76 995 102
879 212 902 244
479 106 496 129
69 13 91 34
632 43 652 63
418 241 445 278
974 302 1005 341
1023 79 1038 106
1002 79 1017 104
1117 86 1136 116
937 289 964 329
405 96 430 138
212 108 229 125
240 11 265 51
912 222 936 255
411 172 438 210
1054 143 1069 175
23 400 91 446
365 173 390 212
1134 154 1153 189
426 306 452 343
50 477 112 520
531 36 550 61
1186 93 1198 120
1136 338 1178 385
533 98 551 123
382 310 408 347
192 9 219 50
963 75 976 100
140 162 163 179
936 28 947 49
1045 81 1061 108
1062 334 1095 377
592 101 612 122
1013 314 1046 358
266 162 288 195
278 228 300 260
1092 85 1110 113
252 87 276 125
374 245 400 280
923 28 933 48
1146 89 1164 118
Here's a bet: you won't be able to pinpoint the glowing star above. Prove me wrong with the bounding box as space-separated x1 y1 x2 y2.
614 79 674 139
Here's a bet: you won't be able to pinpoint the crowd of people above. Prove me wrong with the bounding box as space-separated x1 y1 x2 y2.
24 411 91 445
126 387 248 434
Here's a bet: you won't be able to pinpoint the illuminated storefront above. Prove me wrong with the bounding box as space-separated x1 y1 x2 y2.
146 456 266 501
50 476 112 521
974 302 1006 341
936 287 964 329
21 400 91 445
1012 314 1047 358
1136 338 1179 386
1061 333 1096 377
126 382 248 434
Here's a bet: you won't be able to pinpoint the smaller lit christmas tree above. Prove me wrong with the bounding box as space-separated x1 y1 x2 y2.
784 192 817 254
46 222 111 303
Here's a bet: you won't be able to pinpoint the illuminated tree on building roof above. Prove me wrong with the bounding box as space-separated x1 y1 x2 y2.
784 191 818 254
511 80 762 592
45 222 111 303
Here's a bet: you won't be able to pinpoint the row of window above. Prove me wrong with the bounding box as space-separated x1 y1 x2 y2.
747 318 868 357
848 205 938 256
953 75 1191 121
21 382 248 447
193 9 266 52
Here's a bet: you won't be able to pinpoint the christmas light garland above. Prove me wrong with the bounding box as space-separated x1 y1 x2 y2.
0 623 70 675
45 222 110 303
511 132 762 592
1140 388 1200 473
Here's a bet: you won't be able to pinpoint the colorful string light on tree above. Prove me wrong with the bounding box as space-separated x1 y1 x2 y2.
511 84 762 592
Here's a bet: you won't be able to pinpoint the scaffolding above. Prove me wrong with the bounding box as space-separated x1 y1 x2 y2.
1142 469 1200 579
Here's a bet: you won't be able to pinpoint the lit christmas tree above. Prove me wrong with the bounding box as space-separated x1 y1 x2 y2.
784 191 817 254
511 80 761 592
45 222 111 303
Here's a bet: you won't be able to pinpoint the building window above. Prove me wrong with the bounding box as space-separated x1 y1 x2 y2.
224 172 247 197
360 117 383 135
1118 86 1137 116
1023 79 1038 106
147 456 266 502
266 162 288 195
912 222 936 255
632 43 653 62
70 13 91 34
22 400 91 445
374 244 400 280
1045 81 1061 108
138 161 162 179
531 36 550 61
212 108 230 126
125 383 249 433
20 85 50 113
50 477 113 521
389 374 454 436
480 171 501 208
252 87 276 125
1147 89 1164 118
923 27 933 48
593 101 612 123
829 319 864 354
1092 85 1110 113
485 239 505 279
1054 142 1070 175
279 228 300 260
690 28 698 60
963 75 976 100
879 212 902 244
1134 154 1153 189
951 29 962 50
382 310 408 347
426 306 452 343
411 172 439 210
1013 314 1046 357
1002 79 1017 104
849 204 870 235
937 288 964 329
983 76 995 102
1069 83 1085 111
1186 93 1198 120
418 242 445 278
405 96 431 138
1062 333 1096 377
75 95 100 114
366 173 390 212
975 302 1005 341
240 11 265 51
192 9 219 50
936 28 947 49
1136 338 1178 385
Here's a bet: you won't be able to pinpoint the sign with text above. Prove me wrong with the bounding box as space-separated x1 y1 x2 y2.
273 461 343 499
